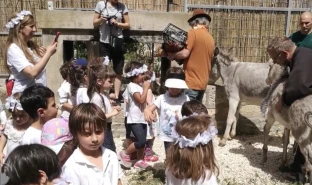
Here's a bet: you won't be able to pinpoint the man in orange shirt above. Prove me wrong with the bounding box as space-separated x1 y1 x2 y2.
166 9 215 102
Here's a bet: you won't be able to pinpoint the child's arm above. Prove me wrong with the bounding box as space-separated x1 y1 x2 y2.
118 180 122 185
0 134 7 164
144 104 157 122
61 103 73 112
0 111 7 131
132 81 150 104
146 89 153 106
105 106 121 119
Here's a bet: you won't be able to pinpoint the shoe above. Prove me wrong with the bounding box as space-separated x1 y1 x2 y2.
133 160 151 169
118 151 132 169
144 155 159 162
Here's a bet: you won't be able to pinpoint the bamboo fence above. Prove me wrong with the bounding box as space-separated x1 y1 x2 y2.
0 0 309 73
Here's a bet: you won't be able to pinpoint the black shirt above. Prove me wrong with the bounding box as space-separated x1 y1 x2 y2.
282 47 312 106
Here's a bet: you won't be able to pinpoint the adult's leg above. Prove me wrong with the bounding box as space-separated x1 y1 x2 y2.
111 49 124 100
160 57 171 94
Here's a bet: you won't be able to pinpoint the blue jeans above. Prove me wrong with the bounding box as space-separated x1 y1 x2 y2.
128 123 147 149
103 122 116 152
185 89 205 103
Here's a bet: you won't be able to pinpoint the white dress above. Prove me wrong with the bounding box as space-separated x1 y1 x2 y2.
4 120 25 156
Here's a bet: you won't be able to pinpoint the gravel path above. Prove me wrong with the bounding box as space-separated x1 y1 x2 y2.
116 131 296 185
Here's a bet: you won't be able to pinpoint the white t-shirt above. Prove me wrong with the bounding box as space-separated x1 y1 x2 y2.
94 1 129 43
126 82 146 124
20 126 41 145
122 88 129 117
57 80 72 120
7 43 46 94
154 92 189 142
166 169 218 185
90 92 113 122
61 146 123 185
75 87 88 106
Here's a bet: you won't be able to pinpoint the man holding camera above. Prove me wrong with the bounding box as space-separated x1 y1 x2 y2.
93 0 130 101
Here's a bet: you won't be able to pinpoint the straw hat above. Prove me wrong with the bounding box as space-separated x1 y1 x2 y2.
188 9 211 23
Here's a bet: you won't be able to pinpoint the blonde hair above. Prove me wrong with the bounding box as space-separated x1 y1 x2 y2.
166 115 219 182
4 13 40 72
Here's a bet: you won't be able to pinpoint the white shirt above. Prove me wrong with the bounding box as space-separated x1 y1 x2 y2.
76 87 88 106
20 126 41 145
126 82 146 124
3 120 25 155
61 146 123 185
7 43 46 94
154 92 189 142
57 80 72 120
122 88 129 117
166 169 218 185
89 92 113 122
94 1 129 43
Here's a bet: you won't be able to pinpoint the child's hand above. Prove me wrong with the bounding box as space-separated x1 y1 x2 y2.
0 152 5 164
111 108 120 116
143 81 150 89
113 106 121 112
0 124 6 131
144 109 155 122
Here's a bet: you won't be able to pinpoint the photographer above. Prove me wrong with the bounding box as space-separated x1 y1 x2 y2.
93 0 130 102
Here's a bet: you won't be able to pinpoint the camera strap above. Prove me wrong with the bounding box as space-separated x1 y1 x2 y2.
104 0 121 35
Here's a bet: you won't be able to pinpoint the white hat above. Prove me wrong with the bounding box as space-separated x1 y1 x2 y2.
165 73 188 89
47 143 65 154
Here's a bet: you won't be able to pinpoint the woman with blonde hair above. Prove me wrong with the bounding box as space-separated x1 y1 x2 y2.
5 10 57 94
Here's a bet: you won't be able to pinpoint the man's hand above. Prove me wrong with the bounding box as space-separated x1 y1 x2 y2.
167 52 175 61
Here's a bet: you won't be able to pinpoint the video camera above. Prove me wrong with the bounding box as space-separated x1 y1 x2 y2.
106 15 117 26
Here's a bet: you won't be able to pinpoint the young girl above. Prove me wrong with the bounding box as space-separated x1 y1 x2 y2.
61 103 123 185
166 115 219 185
144 67 189 156
5 10 57 94
85 58 121 152
0 93 32 163
2 144 66 185
41 117 77 167
58 61 73 120
68 58 88 106
118 61 150 169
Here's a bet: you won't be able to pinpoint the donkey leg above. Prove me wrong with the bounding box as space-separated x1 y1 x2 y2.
219 98 240 146
262 113 275 164
279 128 290 170
230 102 242 138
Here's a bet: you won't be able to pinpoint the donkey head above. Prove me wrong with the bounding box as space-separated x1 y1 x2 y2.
265 58 287 85
213 47 237 66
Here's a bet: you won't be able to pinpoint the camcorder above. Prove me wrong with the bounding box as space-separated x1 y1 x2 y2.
106 16 117 26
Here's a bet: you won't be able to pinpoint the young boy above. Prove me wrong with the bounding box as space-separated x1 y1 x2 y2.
20 84 58 145
58 62 73 120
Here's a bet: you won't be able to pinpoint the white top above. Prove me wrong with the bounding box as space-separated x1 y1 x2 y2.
3 120 25 155
126 82 146 124
90 92 113 122
75 87 88 106
7 43 46 94
19 126 41 145
61 146 123 185
154 92 189 142
94 1 129 43
166 169 218 185
122 88 129 117
57 80 72 120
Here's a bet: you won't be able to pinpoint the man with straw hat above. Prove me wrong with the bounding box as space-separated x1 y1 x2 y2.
160 9 215 103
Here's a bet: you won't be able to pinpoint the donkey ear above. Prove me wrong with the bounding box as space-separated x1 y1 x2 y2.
214 47 219 56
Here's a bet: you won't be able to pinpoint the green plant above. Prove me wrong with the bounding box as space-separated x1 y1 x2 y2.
74 41 87 59
127 169 166 185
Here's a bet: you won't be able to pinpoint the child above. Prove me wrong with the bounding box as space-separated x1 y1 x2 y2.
166 115 218 185
144 67 189 156
181 99 209 116
0 99 7 134
41 117 77 167
2 144 66 185
118 61 150 169
20 84 58 145
85 59 121 152
0 93 32 163
61 103 123 184
58 61 73 120
68 58 88 106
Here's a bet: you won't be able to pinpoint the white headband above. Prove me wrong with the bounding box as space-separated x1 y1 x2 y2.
5 10 32 31
171 113 218 148
5 96 23 111
126 64 148 77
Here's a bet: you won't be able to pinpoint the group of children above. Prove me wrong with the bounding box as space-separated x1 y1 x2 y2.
0 58 219 185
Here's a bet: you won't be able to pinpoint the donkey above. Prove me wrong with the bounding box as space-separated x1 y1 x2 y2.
212 47 284 146
261 64 291 169
262 65 312 184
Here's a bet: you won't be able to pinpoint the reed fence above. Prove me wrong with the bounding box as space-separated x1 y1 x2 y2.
0 0 310 73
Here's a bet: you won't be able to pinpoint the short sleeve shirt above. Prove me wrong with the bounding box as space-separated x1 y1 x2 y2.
289 31 312 49
94 1 129 43
7 43 46 94
20 126 41 145
90 92 113 122
126 82 146 124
